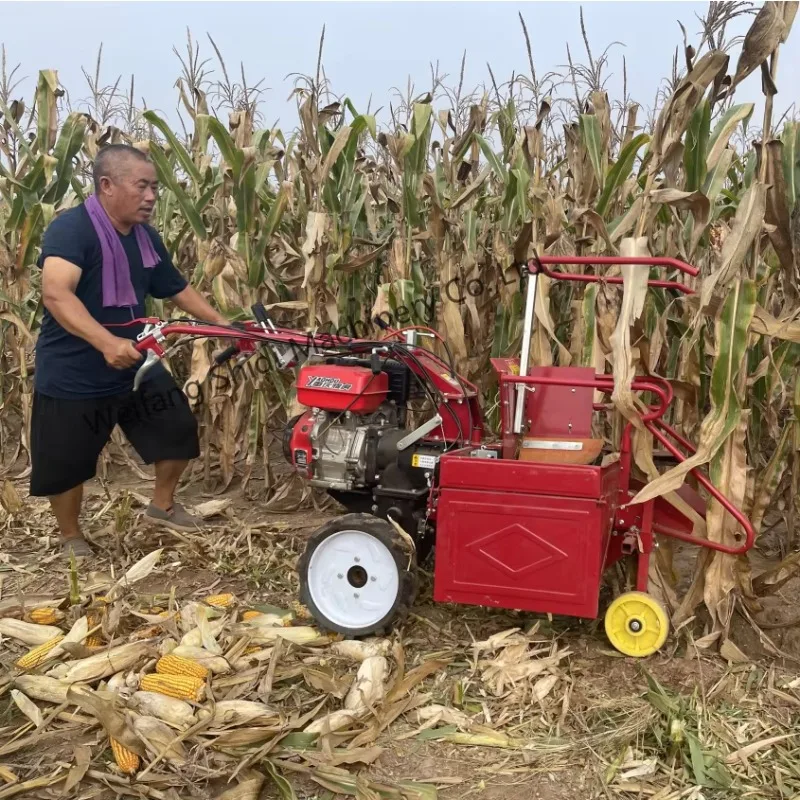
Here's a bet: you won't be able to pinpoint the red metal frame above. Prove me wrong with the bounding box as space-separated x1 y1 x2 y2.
117 253 752 622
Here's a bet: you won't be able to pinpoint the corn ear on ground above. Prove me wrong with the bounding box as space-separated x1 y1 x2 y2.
156 654 209 680
241 610 261 621
28 607 63 625
15 635 65 670
110 738 140 774
140 673 206 702
204 593 236 608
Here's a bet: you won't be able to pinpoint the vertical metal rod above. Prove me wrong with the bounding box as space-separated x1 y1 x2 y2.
513 269 538 434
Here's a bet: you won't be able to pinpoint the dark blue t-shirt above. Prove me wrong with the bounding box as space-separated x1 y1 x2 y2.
34 203 188 399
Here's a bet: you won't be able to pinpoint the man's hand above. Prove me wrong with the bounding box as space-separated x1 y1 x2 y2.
101 337 143 369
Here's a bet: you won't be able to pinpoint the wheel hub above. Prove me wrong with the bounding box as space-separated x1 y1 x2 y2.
306 529 400 630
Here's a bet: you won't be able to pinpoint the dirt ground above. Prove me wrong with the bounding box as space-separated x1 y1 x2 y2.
3 456 800 800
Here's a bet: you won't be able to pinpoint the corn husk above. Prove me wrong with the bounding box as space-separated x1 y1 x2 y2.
170 645 231 674
128 691 197 729
10 689 44 727
226 624 328 646
344 655 388 712
106 672 129 695
178 601 223 633
196 700 279 728
179 618 226 650
47 642 155 683
330 639 392 662
12 675 70 705
129 713 188 764
304 708 363 735
238 612 289 627
0 618 64 646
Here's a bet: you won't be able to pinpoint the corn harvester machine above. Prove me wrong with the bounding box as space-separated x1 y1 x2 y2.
131 255 754 657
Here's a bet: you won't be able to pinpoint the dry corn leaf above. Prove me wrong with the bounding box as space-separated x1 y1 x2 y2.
104 549 164 603
215 774 265 800
10 689 43 728
66 685 146 758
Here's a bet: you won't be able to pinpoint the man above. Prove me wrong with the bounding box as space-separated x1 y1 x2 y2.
30 143 227 558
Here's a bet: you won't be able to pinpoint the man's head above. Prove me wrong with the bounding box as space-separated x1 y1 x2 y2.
93 144 158 229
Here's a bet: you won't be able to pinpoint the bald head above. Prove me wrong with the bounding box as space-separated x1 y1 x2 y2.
92 144 158 231
92 144 151 194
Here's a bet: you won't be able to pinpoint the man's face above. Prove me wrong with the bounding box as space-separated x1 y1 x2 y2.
100 157 159 227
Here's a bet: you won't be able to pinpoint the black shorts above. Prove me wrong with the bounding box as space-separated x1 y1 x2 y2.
29 370 200 497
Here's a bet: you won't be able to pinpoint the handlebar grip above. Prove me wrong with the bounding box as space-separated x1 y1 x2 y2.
251 303 270 326
373 316 390 330
214 345 240 365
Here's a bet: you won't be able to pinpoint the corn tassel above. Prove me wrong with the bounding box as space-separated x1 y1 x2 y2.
28 607 63 625
156 654 209 680
204 593 236 608
15 635 65 670
140 673 206 702
110 738 140 774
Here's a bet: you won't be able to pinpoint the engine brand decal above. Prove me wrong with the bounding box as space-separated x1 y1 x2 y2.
412 454 438 470
305 375 353 391
294 449 308 467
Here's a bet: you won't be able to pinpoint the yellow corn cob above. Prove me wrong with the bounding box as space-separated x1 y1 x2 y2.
241 610 261 621
204 593 236 608
85 611 103 648
110 738 140 774
140 673 206 702
155 654 209 681
15 635 64 670
28 607 62 625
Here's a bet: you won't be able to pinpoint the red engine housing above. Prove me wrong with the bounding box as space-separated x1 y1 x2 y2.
296 364 388 414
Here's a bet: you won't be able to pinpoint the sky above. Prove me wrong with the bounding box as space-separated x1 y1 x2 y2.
1 1 797 137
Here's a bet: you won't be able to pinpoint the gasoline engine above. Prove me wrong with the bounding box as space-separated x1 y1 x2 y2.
282 354 444 554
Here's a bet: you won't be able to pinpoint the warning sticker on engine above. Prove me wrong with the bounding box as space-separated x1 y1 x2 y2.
412 454 438 469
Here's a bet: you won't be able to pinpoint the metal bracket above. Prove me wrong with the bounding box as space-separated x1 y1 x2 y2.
396 414 443 451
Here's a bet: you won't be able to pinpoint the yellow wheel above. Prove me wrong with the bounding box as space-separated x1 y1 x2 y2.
604 591 669 657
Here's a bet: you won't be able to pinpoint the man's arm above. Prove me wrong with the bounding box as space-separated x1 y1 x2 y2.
42 257 142 369
168 284 228 326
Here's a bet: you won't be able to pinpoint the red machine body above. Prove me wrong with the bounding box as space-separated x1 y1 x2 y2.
128 254 755 654
296 364 389 414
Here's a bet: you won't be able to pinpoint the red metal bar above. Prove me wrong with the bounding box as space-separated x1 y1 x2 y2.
500 373 672 423
535 271 696 295
644 420 754 555
536 255 700 277
530 255 698 296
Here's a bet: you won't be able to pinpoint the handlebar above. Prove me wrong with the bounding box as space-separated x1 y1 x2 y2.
528 255 699 296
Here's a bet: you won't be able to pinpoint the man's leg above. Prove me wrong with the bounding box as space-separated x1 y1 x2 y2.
118 371 202 532
151 459 190 512
30 391 113 557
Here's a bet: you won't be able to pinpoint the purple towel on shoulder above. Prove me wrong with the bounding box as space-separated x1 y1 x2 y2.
84 194 160 307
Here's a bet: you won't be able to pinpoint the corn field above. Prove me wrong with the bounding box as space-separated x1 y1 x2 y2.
1 2 799 653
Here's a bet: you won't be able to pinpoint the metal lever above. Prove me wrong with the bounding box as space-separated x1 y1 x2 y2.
133 350 161 391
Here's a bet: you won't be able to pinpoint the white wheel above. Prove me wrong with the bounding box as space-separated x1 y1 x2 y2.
298 513 417 637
